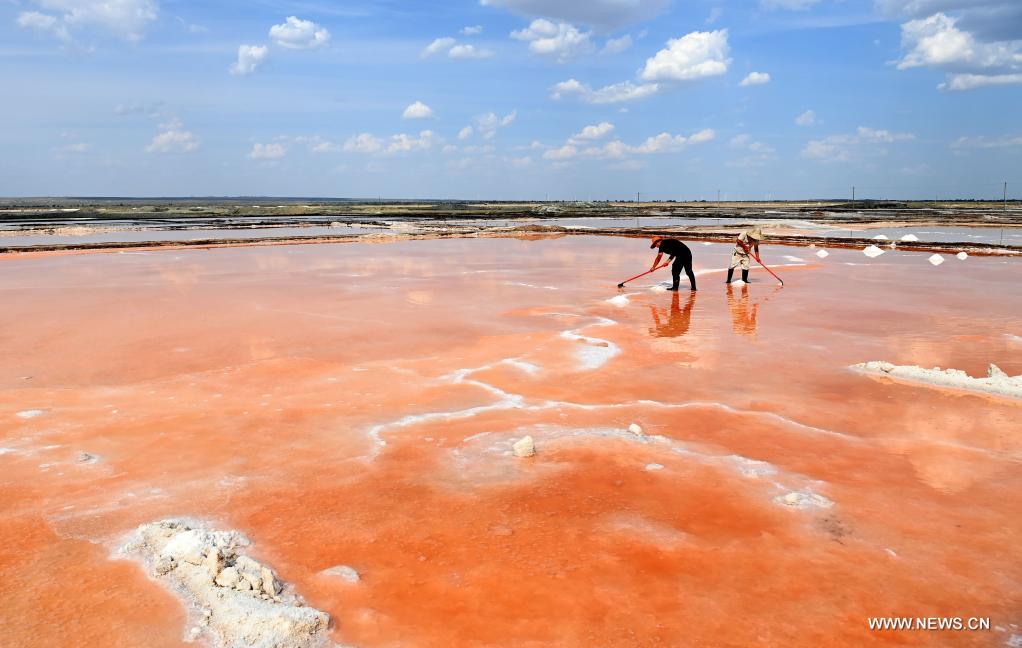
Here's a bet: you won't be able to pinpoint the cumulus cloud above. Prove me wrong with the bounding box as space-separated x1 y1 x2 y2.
551 78 660 103
569 122 615 143
795 109 817 126
950 133 1022 148
480 0 670 30
145 118 199 154
422 37 456 57
458 126 474 140
602 35 633 54
230 44 269 76
249 143 286 159
728 134 776 166
344 133 384 153
17 0 158 41
468 110 517 139
402 101 435 119
545 128 713 161
461 25 484 35
511 19 595 62
894 11 1022 90
802 126 914 161
877 0 1022 42
269 16 330 49
639 30 731 82
386 130 435 153
449 44 495 59
740 71 771 86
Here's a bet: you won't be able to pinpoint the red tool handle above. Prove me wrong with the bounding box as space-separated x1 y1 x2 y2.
618 261 671 286
737 239 785 287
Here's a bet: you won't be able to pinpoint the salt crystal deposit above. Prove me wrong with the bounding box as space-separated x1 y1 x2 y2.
928 254 945 266
862 245 885 259
852 361 1022 400
119 520 333 648
957 252 968 260
816 249 829 258
512 435 536 458
900 234 920 242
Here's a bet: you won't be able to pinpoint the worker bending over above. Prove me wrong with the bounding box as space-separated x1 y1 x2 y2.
650 236 696 291
727 226 764 285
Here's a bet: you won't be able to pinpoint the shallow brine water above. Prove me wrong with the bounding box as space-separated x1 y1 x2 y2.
0 236 1020 647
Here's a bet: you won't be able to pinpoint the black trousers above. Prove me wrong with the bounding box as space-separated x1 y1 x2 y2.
671 250 696 290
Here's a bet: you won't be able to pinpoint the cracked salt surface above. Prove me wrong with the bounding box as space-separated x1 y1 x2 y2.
853 361 1022 400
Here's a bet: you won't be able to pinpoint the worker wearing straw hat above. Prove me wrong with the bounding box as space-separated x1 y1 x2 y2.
726 226 764 284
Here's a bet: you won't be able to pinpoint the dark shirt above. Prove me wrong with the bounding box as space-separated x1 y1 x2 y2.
656 239 691 260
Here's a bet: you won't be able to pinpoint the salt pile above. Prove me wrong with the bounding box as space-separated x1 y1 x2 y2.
627 423 644 437
928 254 944 266
606 295 629 307
120 520 333 648
774 491 834 510
957 252 968 261
816 249 829 259
872 234 889 240
512 435 536 458
862 245 885 259
320 565 360 584
900 234 919 242
852 361 1022 400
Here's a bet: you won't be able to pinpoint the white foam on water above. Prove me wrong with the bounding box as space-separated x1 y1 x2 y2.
928 254 945 266
900 234 919 242
816 249 829 258
862 245 885 259
560 332 621 370
606 295 630 307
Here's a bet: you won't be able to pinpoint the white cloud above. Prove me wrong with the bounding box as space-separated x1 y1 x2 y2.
343 133 384 153
795 109 817 126
728 134 775 166
511 19 594 62
480 0 670 30
269 16 330 49
760 0 822 10
602 35 633 54
570 122 615 142
145 118 199 154
632 129 715 153
402 101 435 119
449 44 495 59
895 12 1022 90
876 0 1021 43
387 130 435 153
458 126 474 140
230 44 269 76
740 71 771 86
19 0 158 41
461 25 484 35
940 73 1022 90
421 37 456 57
551 78 660 103
249 143 286 159
802 126 914 161
640 30 731 82
706 7 722 24
464 110 517 140
543 144 578 160
16 11 70 41
950 133 1022 148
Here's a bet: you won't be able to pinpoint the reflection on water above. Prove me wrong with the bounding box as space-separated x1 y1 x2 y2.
727 285 758 336
648 291 697 338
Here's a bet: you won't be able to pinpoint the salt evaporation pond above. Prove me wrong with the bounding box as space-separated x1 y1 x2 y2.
1 235 1020 647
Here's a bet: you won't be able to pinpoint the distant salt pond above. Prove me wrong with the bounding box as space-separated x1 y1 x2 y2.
0 225 379 248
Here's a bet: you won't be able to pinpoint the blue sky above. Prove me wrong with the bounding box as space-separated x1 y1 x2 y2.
1 0 1020 199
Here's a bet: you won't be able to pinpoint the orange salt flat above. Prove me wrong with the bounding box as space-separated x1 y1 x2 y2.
0 236 1020 647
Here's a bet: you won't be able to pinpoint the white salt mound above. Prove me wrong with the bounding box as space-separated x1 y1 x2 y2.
957 252 968 260
900 234 919 242
862 245 884 259
512 435 536 458
320 565 360 584
627 423 644 437
852 361 1022 400
606 295 629 308
774 491 833 510
872 234 889 240
816 249 829 259
120 520 333 648
928 254 945 266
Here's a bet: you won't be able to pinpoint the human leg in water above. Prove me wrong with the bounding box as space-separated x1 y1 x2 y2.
742 269 750 283
725 268 734 284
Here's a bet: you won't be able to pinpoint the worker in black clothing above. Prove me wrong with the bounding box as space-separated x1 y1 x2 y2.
650 236 696 291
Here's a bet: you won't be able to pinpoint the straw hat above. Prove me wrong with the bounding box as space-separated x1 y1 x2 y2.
747 227 764 240
650 236 663 249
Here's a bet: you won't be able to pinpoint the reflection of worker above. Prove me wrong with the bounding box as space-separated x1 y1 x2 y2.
726 227 764 285
650 236 697 291
726 284 758 335
648 290 696 338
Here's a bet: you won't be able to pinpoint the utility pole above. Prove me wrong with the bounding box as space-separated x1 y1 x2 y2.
1005 181 1008 214
636 191 640 203
852 186 855 203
